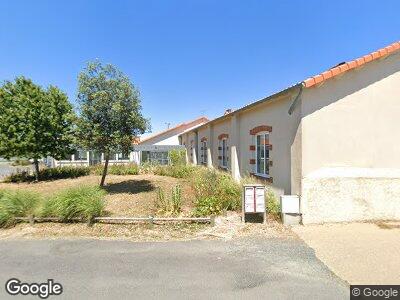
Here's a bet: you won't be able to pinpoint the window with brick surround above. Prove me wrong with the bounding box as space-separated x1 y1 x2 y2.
256 132 270 176
219 138 228 168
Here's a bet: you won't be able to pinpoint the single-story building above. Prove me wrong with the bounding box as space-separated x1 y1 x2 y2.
48 117 208 167
179 41 400 224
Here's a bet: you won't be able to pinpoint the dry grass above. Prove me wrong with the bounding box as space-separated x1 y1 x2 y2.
0 222 207 241
0 174 196 217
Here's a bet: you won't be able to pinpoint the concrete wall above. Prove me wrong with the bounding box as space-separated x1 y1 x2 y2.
300 51 400 223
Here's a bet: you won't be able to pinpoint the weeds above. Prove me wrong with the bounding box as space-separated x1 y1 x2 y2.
155 185 182 216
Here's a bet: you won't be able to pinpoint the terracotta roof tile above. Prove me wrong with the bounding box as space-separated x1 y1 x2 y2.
304 41 400 88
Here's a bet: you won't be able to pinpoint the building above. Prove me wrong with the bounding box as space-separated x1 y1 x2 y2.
49 117 208 167
135 116 208 164
179 41 400 224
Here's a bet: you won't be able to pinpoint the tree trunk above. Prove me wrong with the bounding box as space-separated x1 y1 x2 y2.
33 159 40 182
100 154 109 187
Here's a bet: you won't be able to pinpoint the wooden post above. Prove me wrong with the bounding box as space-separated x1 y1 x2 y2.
28 214 34 226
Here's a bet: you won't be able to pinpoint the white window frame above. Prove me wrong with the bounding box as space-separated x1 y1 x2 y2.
219 138 228 169
255 131 270 178
201 141 207 164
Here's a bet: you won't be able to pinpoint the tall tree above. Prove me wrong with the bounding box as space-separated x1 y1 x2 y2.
76 61 148 186
0 77 75 180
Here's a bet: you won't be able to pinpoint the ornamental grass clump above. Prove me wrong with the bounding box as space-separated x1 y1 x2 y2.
42 185 106 222
0 190 41 228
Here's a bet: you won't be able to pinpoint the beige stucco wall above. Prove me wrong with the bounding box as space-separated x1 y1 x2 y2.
237 92 301 194
300 51 400 223
210 119 231 169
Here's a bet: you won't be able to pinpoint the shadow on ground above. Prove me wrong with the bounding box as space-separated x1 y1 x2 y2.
104 179 156 194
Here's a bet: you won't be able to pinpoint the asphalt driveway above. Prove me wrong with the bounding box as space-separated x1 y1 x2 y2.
0 238 348 299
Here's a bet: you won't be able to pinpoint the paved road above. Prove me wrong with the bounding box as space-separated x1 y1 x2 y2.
0 238 348 299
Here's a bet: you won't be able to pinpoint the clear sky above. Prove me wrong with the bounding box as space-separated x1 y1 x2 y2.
0 0 399 134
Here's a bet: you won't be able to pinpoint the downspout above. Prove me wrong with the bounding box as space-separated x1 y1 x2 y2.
288 84 304 115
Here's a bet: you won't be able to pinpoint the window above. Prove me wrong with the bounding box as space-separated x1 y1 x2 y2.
219 138 228 168
150 151 169 165
116 152 129 161
201 140 207 164
256 132 270 176
74 150 87 161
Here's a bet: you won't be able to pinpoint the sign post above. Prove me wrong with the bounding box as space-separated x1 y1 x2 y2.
242 184 266 223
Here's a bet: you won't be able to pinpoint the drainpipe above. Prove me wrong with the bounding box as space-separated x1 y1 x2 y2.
288 84 303 115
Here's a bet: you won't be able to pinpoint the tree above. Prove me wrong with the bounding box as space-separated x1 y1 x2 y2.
76 61 148 186
0 77 75 181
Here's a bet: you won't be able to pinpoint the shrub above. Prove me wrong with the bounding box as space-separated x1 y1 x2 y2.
266 190 280 219
152 165 195 179
155 185 182 216
191 168 241 216
91 163 139 176
3 166 90 183
42 185 106 222
169 149 186 166
0 190 41 227
193 196 222 217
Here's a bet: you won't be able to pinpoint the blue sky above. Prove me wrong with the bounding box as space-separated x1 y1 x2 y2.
0 0 399 134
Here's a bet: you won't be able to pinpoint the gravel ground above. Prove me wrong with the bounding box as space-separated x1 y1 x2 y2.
292 222 400 284
0 238 348 299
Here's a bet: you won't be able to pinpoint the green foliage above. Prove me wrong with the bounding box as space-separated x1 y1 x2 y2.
91 163 139 175
0 77 75 180
76 61 149 186
193 196 221 217
0 190 41 228
41 185 106 222
155 185 182 216
3 166 90 183
152 165 195 179
169 149 186 166
266 190 280 219
191 168 241 216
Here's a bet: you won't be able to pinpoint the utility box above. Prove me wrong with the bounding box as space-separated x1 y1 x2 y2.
280 195 301 225
242 184 266 223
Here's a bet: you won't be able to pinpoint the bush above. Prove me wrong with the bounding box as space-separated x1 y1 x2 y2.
0 190 41 227
91 163 139 176
169 149 186 166
152 165 195 179
154 185 182 216
191 168 241 216
193 196 222 217
42 185 106 222
3 166 90 183
266 190 280 219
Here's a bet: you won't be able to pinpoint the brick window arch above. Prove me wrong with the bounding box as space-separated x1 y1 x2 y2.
218 133 229 140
